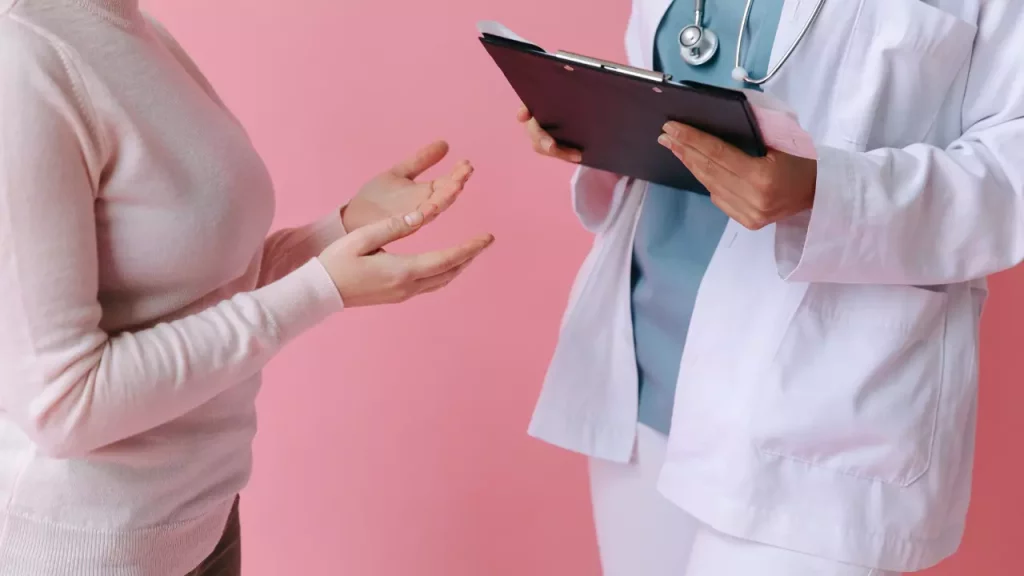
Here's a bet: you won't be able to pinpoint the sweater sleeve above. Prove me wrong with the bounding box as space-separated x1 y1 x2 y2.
258 210 347 287
0 23 343 459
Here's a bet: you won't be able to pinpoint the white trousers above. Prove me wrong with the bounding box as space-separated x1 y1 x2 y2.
589 425 902 576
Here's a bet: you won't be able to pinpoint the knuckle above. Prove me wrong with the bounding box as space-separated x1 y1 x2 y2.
752 193 772 214
753 167 774 193
390 269 412 287
387 217 406 235
709 194 725 211
703 156 716 176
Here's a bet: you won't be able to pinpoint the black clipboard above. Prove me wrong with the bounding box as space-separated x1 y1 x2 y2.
480 31 766 195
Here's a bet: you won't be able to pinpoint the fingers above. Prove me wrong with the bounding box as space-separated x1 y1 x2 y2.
662 123 751 176
521 109 582 163
517 104 533 123
448 159 474 184
414 257 475 295
347 209 432 255
659 133 765 227
526 118 582 163
424 182 461 218
432 160 474 206
662 135 747 196
403 233 495 279
391 141 450 179
415 159 473 224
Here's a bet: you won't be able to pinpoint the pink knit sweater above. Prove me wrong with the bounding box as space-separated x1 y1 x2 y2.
0 0 346 573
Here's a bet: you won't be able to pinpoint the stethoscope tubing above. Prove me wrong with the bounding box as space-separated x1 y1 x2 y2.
680 0 827 85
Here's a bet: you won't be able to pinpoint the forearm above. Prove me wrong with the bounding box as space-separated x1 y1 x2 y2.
258 207 347 286
2 259 341 459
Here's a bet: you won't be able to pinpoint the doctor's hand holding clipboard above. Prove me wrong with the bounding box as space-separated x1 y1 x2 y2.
518 105 818 231
494 0 1024 574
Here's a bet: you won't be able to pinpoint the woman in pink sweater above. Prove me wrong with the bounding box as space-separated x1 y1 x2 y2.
0 1 493 574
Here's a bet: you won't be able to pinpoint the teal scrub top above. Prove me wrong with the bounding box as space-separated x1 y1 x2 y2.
633 0 784 434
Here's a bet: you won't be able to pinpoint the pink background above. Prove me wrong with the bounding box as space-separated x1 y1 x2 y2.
142 1 1024 574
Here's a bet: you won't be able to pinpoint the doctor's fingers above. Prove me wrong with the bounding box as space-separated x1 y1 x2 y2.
661 134 749 197
662 122 753 176
401 234 495 279
524 117 583 163
663 138 767 229
517 104 533 123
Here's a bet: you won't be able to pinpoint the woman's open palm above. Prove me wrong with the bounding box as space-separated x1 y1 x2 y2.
342 141 473 231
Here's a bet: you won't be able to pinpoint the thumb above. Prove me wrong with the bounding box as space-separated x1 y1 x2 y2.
390 141 449 179
348 210 427 255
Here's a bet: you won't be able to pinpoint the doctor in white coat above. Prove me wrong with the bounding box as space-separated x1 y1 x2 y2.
517 0 1024 574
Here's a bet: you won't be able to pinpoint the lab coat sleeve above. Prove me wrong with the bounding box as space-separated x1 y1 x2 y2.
571 165 628 233
775 3 1024 285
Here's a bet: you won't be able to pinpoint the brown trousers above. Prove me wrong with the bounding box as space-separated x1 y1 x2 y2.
185 498 241 576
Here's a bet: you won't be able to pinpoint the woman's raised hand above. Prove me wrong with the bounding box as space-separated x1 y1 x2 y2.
342 141 475 232
318 207 494 307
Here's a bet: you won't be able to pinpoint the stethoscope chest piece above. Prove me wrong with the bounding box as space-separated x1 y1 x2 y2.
678 23 719 66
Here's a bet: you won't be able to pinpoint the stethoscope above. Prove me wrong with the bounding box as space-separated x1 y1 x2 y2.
678 0 827 85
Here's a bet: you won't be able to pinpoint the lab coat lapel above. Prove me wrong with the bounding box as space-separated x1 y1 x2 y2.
766 0 813 74
640 0 673 69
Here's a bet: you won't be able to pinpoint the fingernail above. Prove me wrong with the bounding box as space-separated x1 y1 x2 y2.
541 137 554 151
663 123 679 137
570 152 583 163
404 211 424 226
658 134 672 148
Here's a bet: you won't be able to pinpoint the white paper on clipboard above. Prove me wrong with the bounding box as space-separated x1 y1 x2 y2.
476 21 540 48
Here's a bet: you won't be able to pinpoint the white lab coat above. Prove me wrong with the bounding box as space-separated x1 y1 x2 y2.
528 0 1024 572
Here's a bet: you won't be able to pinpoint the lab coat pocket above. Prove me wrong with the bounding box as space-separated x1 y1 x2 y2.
833 0 977 150
754 283 948 487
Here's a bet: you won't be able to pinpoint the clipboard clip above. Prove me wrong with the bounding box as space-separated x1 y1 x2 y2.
555 51 669 83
